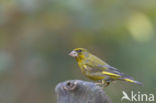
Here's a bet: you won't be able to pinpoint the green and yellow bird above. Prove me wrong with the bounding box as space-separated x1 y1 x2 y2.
69 48 142 87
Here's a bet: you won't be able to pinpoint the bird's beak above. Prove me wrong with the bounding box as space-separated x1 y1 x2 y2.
69 50 78 57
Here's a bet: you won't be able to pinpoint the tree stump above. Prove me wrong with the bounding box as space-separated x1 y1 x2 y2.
55 80 112 103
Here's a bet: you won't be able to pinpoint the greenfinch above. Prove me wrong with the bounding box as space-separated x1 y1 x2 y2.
69 48 142 87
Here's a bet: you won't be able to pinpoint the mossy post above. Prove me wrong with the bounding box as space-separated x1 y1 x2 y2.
55 80 112 103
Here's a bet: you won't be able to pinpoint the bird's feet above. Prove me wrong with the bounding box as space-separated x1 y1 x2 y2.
95 80 110 87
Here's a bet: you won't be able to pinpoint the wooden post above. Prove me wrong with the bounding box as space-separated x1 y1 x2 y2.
55 80 112 103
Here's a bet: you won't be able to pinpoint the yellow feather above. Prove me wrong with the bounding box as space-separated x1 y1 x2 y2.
102 71 120 77
124 78 135 83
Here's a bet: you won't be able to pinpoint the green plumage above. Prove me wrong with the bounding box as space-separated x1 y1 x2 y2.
69 48 142 86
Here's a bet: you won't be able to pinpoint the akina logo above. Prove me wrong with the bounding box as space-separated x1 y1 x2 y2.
121 91 155 102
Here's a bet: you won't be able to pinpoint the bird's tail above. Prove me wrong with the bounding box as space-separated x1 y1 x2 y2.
119 74 143 86
123 78 142 86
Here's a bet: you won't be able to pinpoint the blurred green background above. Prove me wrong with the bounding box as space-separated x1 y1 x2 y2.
0 0 156 103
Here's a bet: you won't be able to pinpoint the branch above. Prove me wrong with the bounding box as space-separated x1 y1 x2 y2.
55 80 112 103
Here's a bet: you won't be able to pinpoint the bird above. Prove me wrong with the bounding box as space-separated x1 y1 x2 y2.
69 48 142 87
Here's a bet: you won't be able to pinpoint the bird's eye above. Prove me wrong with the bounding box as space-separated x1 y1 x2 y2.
76 49 82 53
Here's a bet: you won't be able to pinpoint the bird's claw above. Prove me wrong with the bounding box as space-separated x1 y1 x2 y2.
95 80 110 87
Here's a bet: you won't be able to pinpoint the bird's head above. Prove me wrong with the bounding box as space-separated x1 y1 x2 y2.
69 48 89 59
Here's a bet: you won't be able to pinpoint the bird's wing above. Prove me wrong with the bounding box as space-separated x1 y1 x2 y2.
88 54 121 73
97 64 134 79
86 54 133 78
84 64 121 77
